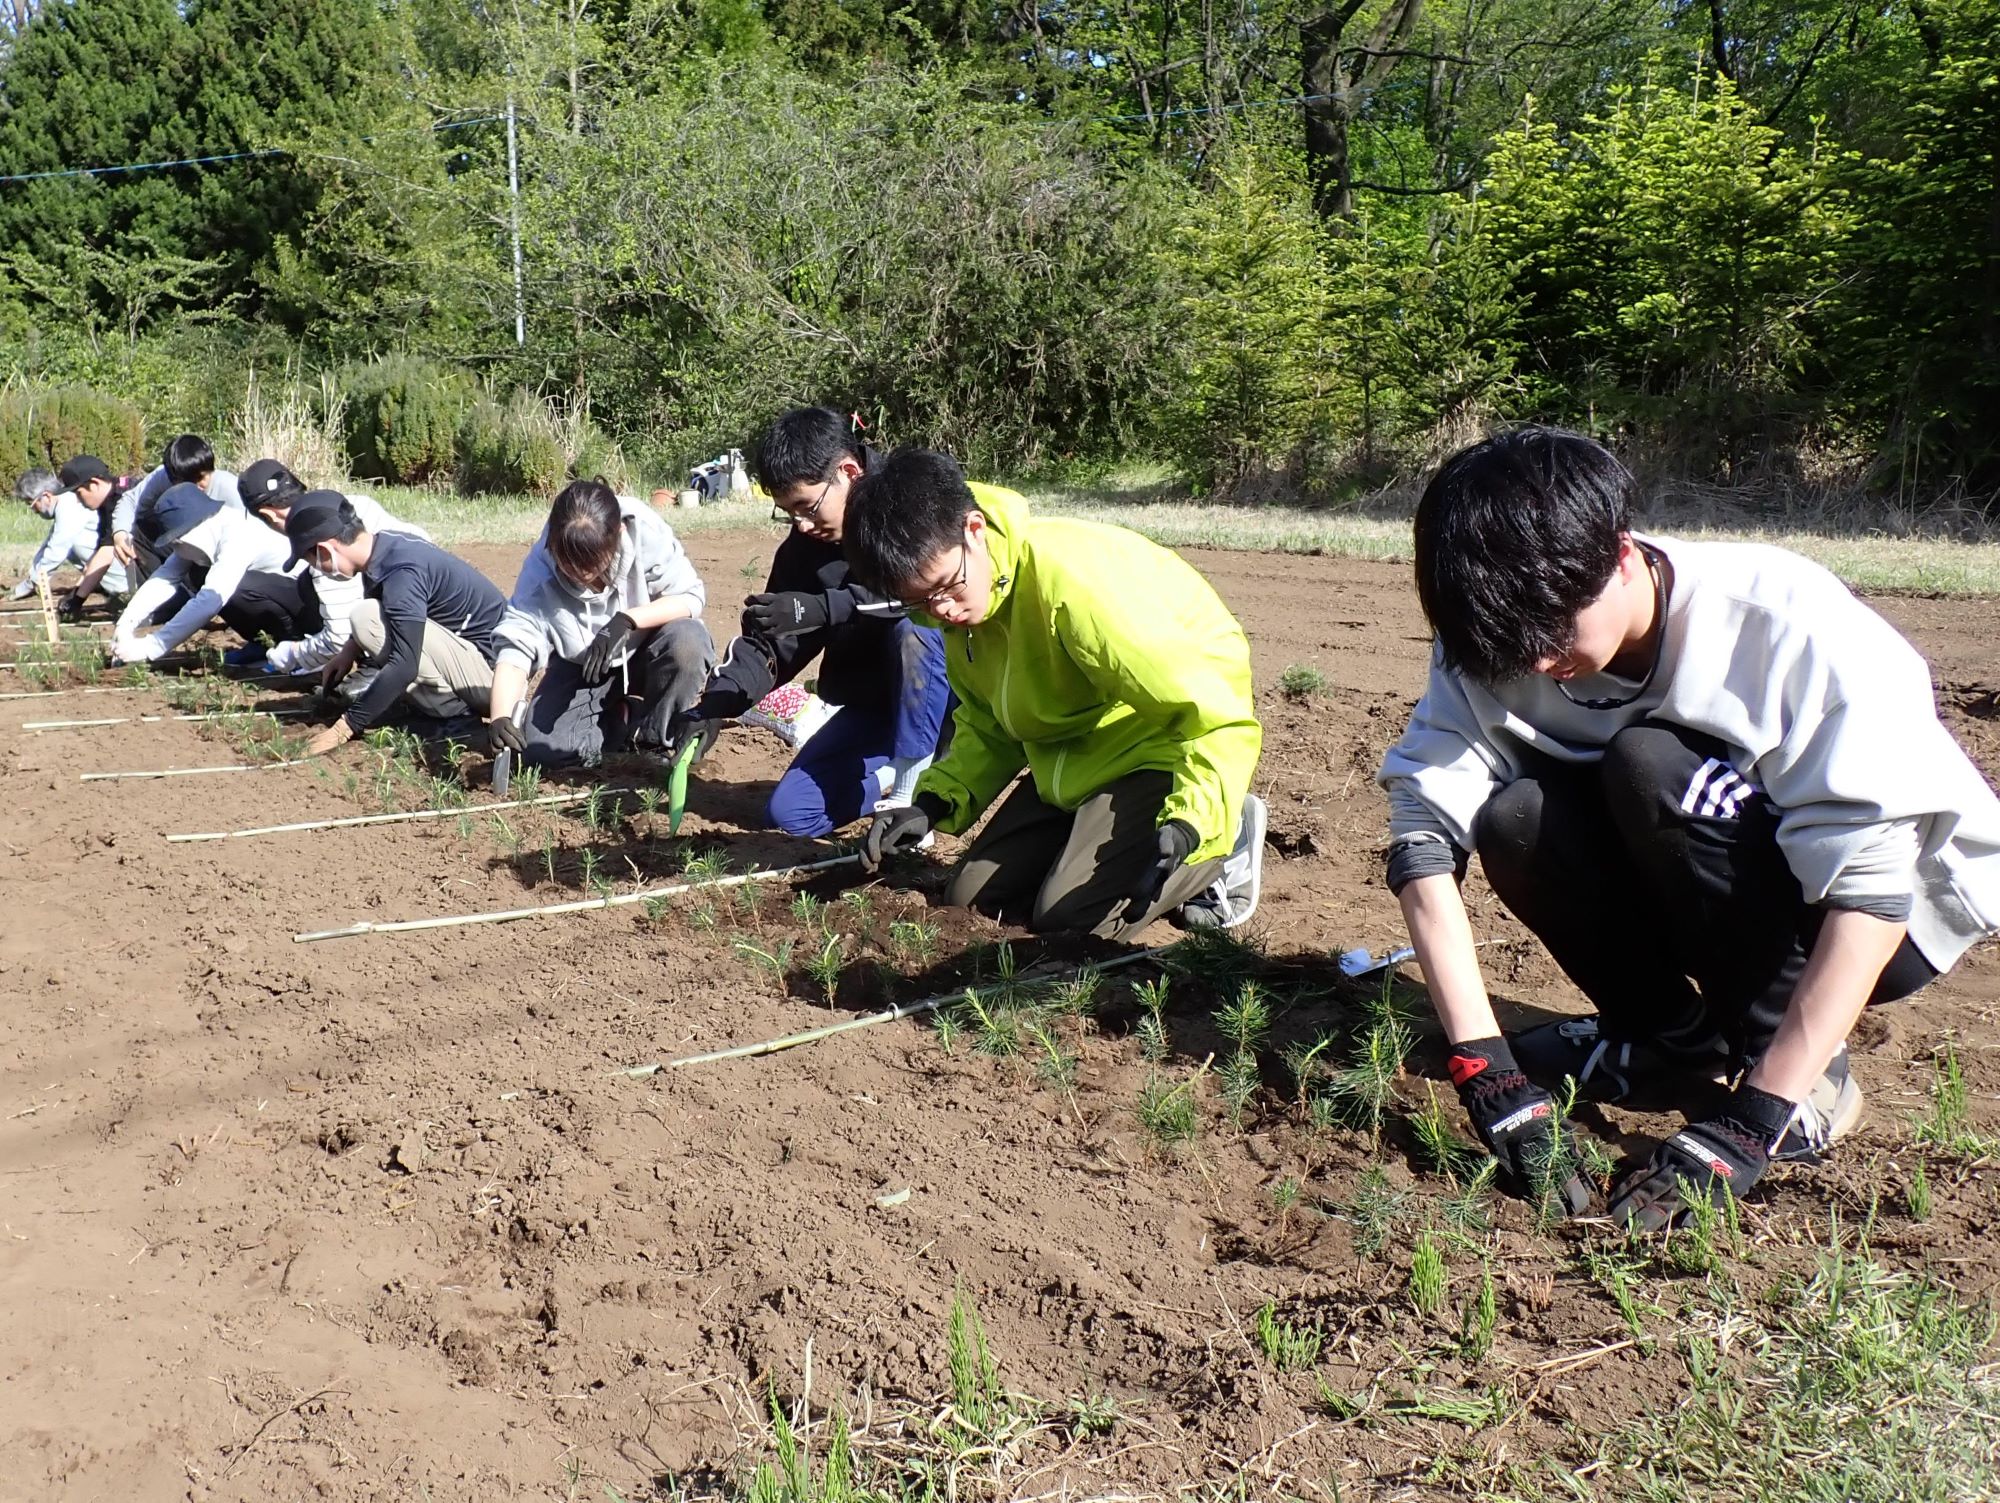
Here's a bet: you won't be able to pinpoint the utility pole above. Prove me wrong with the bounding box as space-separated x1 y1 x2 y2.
506 93 526 346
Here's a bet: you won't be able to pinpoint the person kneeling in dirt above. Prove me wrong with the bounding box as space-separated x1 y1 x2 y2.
103 433 243 593
110 481 320 666
239 459 432 677
670 406 953 836
484 477 712 768
10 464 129 606
42 455 140 619
844 447 1267 939
1378 426 2000 1230
287 494 509 757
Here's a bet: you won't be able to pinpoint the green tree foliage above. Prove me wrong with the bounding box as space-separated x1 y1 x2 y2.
341 356 471 485
0 385 146 474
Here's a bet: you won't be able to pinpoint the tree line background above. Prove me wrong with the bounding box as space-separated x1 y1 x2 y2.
0 0 1993 507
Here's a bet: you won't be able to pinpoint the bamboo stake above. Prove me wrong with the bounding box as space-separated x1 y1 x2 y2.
33 578 57 647
294 853 861 944
0 683 149 701
81 758 312 781
26 707 313 732
622 947 1169 1076
168 789 599 842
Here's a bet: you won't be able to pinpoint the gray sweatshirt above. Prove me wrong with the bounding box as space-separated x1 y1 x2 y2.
1378 534 2000 973
495 496 704 673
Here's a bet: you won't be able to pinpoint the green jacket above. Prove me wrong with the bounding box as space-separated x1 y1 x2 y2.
916 483 1262 863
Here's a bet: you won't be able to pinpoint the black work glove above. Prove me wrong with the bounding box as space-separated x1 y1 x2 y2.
1122 819 1198 925
743 591 829 638
55 591 85 623
488 716 526 756
1449 1036 1593 1216
860 791 949 872
579 612 637 680
1608 1085 1790 1232
664 708 722 768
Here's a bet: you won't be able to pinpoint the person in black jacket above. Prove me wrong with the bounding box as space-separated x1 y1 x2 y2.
673 408 952 837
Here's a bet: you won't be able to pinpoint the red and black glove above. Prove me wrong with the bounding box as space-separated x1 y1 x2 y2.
1449 1035 1593 1216
1608 1084 1793 1232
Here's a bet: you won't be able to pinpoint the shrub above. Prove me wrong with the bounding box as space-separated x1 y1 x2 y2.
454 388 567 496
340 355 469 484
0 384 145 475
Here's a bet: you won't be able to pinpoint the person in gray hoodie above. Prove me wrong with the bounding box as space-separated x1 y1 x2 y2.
1378 427 2000 1233
487 478 712 767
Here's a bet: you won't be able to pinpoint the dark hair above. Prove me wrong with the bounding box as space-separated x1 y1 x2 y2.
164 434 217 485
843 448 975 596
332 502 366 547
14 468 56 503
547 477 622 584
1413 426 1633 684
752 407 863 494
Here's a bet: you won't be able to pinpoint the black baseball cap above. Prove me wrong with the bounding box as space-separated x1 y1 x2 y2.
240 458 306 509
285 491 359 566
57 455 113 489
151 481 225 551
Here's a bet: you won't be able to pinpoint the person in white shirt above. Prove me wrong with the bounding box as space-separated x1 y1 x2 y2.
1378 426 2000 1232
235 458 431 674
110 483 318 664
11 468 129 601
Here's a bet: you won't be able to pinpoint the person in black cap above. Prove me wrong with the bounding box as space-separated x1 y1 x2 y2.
11 464 129 603
236 459 431 674
109 480 318 665
286 494 508 755
45 455 139 617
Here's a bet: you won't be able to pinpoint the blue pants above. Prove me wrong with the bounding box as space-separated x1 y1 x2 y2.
768 618 951 838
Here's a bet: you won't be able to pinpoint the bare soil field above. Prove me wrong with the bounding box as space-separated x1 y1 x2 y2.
2 531 1997 1501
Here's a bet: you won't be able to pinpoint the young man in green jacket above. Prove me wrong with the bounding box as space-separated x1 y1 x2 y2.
846 448 1266 940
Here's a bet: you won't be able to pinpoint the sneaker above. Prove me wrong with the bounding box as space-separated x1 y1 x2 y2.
1179 793 1267 930
1771 1047 1864 1163
1513 1014 1730 1104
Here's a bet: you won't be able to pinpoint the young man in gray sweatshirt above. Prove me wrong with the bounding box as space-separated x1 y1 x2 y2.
1378 427 2000 1230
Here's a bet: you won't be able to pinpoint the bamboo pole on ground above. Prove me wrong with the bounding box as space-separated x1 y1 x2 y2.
25 707 314 732
81 758 313 781
621 947 1169 1076
293 854 861 944
167 790 601 842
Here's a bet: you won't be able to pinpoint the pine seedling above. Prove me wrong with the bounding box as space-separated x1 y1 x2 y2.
1219 1050 1260 1129
578 846 605 893
804 933 844 1005
121 664 150 688
1167 925 1263 994
1435 1159 1499 1245
1134 976 1171 1063
636 784 661 818
1270 1175 1303 1227
1461 1261 1498 1361
687 899 718 931
1668 1175 1728 1277
1215 979 1273 1054
960 989 1021 1057
1908 1157 1934 1221
1137 1070 1201 1148
1048 965 1102 1018
680 846 729 883
887 918 938 967
837 887 875 927
489 814 520 854
455 812 475 841
1280 663 1327 699
732 882 764 920
1582 1246 1659 1343
541 832 558 886
1253 1301 1323 1371
932 1008 962 1055
1025 1018 1079 1096
1283 1030 1339 1107
581 784 608 832
790 890 827 936
1408 1083 1481 1183
512 764 542 801
642 894 673 925
1337 1166 1412 1257
734 936 796 984
1329 1018 1413 1144
1409 1231 1448 1318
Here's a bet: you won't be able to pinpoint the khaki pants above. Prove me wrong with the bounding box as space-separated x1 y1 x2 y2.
946 770 1224 942
349 599 495 717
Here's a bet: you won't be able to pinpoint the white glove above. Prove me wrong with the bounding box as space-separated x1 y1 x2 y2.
114 634 166 665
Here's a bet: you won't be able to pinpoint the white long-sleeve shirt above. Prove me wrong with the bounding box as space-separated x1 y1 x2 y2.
26 492 126 593
495 497 704 673
1378 534 2000 973
113 508 294 661
264 494 430 675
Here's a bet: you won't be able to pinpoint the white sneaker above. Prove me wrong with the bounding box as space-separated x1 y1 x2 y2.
1772 1046 1864 1163
1179 793 1266 930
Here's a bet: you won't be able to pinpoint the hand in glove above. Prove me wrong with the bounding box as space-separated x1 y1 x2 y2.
114 634 165 666
579 612 637 680
743 591 829 638
1607 1086 1792 1232
55 591 85 623
488 715 527 756
1122 819 1198 925
222 642 267 668
1449 1036 1594 1216
664 709 721 768
860 792 948 872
